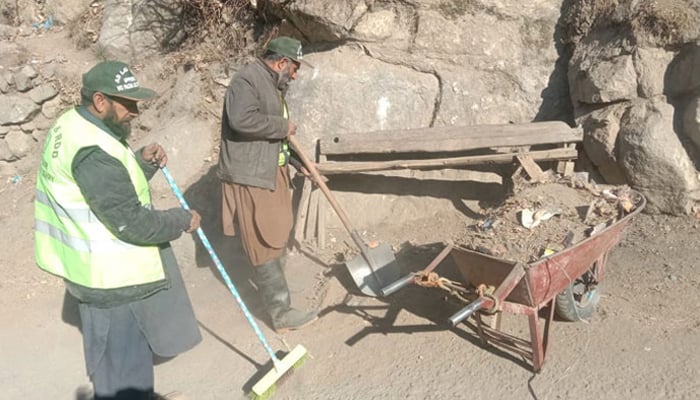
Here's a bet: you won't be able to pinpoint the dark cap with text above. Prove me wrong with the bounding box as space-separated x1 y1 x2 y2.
265 36 313 68
82 61 156 101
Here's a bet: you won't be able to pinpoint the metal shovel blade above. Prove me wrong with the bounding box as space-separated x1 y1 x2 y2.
345 242 401 297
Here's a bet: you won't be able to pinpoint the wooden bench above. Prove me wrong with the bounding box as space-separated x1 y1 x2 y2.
294 121 583 250
316 121 582 175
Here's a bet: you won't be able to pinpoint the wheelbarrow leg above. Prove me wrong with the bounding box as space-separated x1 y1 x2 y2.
474 311 502 347
542 297 556 364
528 298 556 372
528 310 543 371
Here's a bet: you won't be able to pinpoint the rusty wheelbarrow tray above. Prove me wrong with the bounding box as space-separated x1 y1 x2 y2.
381 190 646 371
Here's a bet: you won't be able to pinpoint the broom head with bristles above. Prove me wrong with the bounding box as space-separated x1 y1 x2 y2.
248 344 308 399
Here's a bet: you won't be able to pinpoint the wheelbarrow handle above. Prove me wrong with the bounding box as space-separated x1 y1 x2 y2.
379 273 415 297
448 298 486 327
380 245 454 297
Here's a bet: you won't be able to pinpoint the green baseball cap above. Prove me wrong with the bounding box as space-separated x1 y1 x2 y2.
266 36 307 64
82 60 156 101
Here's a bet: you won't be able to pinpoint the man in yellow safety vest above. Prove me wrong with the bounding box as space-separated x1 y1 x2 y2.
35 60 201 400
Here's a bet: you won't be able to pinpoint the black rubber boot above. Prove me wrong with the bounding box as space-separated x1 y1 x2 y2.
254 258 318 333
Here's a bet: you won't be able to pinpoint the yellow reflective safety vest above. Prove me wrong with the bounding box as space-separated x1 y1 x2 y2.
35 108 164 289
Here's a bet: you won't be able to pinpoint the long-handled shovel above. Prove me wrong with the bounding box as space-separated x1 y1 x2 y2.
288 135 401 297
161 166 307 399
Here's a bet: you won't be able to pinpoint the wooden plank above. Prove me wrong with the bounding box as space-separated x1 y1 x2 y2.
317 154 327 249
316 147 577 175
564 161 575 177
557 160 575 177
319 122 582 155
293 178 312 246
516 154 546 182
317 195 326 249
305 188 320 246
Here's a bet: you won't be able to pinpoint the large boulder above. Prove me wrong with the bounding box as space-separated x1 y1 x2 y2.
352 6 412 46
566 1 700 213
276 0 368 42
634 47 675 99
569 53 637 105
578 103 629 184
665 43 700 97
45 0 88 25
98 0 185 61
683 95 700 152
618 99 699 214
286 46 439 145
278 0 568 132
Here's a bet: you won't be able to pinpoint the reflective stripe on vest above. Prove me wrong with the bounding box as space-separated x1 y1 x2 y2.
34 108 164 289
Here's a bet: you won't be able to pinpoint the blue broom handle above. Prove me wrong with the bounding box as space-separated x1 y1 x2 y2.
161 166 279 364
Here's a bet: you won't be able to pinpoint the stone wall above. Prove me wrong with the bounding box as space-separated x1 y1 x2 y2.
0 60 62 175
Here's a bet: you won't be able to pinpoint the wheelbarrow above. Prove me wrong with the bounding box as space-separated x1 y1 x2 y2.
381 190 646 371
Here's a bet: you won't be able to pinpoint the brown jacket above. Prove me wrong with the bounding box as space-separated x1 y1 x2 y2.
218 58 288 190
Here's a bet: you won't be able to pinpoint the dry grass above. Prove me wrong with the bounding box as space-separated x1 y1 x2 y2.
0 1 20 25
566 0 700 47
67 2 103 50
63 0 271 75
49 75 82 108
177 0 258 59
565 0 626 44
158 0 279 79
631 0 700 46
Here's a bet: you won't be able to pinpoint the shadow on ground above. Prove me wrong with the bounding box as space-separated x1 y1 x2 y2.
316 240 535 372
178 164 538 378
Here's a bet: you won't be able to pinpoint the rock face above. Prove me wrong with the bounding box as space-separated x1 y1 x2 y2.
262 0 700 216
0 96 41 125
566 1 700 214
683 96 700 150
98 0 185 61
618 99 698 214
286 47 439 138
45 0 88 25
6 0 700 218
256 0 574 225
276 0 570 138
570 54 637 104
579 103 628 184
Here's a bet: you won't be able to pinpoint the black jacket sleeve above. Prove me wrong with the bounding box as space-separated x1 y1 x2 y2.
72 146 192 245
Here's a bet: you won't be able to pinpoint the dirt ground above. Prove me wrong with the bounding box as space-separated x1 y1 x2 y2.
2 28 700 400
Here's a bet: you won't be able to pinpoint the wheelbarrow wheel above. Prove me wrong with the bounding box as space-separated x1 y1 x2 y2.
555 267 602 321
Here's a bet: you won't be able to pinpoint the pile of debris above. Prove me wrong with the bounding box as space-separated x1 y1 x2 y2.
455 172 638 263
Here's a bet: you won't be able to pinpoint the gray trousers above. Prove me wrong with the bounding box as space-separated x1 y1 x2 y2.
77 248 202 399
79 303 154 399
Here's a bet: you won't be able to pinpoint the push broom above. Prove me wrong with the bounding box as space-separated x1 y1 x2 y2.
161 166 308 399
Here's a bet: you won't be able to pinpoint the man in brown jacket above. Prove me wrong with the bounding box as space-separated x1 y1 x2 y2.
218 36 317 333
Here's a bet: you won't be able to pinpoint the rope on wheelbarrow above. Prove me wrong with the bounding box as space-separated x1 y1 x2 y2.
476 284 500 314
413 271 473 304
549 257 589 324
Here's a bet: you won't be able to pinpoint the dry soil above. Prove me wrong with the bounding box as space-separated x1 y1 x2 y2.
1 27 699 400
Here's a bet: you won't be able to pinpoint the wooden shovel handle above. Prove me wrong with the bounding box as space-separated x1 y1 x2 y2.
288 135 359 241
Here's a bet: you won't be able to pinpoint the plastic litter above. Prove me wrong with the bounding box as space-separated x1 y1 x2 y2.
520 207 562 229
32 16 53 31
